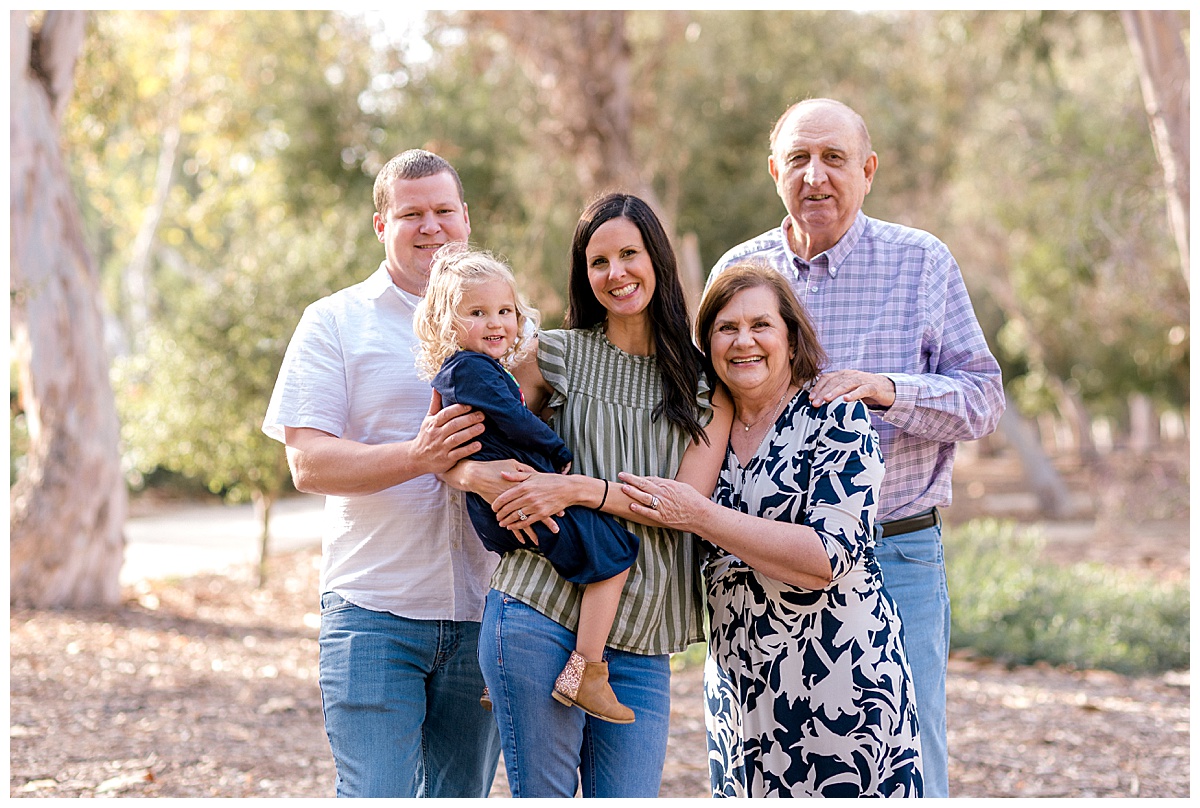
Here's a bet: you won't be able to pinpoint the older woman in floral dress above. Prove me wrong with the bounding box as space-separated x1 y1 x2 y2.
620 263 923 797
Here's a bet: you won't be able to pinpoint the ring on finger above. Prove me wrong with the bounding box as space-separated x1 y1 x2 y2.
649 495 660 510
517 509 528 521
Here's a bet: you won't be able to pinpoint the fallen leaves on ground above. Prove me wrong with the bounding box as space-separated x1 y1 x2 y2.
9 548 1189 798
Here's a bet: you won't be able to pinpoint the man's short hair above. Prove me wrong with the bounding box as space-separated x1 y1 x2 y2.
769 99 873 162
373 149 465 215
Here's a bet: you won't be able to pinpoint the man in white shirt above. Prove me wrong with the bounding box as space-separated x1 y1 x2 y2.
263 150 501 797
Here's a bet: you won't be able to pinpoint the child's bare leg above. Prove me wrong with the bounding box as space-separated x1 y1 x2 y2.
575 568 629 661
551 567 635 723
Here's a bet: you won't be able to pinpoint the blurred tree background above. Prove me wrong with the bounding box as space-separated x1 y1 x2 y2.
10 9 1189 604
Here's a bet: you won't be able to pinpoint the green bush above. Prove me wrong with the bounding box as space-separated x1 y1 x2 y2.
945 519 1190 675
673 519 1189 677
671 642 709 672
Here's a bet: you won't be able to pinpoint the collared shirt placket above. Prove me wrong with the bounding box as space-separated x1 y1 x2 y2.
791 254 832 317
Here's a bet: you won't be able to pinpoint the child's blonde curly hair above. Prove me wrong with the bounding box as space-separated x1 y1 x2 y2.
413 243 540 380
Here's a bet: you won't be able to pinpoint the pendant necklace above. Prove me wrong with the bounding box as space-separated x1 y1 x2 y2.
737 387 788 432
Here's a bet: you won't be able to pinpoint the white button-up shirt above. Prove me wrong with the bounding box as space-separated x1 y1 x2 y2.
263 263 496 621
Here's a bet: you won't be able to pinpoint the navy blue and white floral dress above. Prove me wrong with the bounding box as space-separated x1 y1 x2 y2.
703 389 923 797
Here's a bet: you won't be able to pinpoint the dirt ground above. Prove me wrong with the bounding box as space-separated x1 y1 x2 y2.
9 445 1191 798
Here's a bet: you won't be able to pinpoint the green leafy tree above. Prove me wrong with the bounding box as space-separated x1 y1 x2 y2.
65 10 385 582
939 11 1187 427
114 210 369 584
66 10 379 348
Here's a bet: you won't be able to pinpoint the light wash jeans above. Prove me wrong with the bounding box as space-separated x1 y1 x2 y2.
317 592 501 798
478 589 672 797
874 521 951 798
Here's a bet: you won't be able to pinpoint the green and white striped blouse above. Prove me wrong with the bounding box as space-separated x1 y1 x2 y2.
489 325 712 655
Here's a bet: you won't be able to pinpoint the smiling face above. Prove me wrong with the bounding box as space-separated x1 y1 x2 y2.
373 171 471 294
452 278 519 361
584 217 657 323
769 101 877 260
708 284 795 400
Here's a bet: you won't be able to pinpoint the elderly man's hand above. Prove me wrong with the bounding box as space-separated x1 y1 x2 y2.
809 369 895 409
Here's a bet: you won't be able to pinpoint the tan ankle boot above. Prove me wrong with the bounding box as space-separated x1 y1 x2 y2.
551 650 635 724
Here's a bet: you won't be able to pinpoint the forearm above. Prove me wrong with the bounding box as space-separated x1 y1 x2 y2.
682 500 833 588
490 468 662 531
617 474 834 588
441 458 525 504
286 433 430 497
882 367 1005 442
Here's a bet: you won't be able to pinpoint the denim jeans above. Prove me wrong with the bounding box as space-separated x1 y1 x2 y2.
317 592 501 798
874 521 950 798
478 589 671 797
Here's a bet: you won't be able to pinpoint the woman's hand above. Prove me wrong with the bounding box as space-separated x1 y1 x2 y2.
618 472 712 534
493 471 573 530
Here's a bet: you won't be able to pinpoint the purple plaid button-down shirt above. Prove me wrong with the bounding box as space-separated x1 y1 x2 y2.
708 212 1005 522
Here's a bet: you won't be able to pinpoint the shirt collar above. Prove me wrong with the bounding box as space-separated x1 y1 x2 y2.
364 262 422 307
781 211 868 279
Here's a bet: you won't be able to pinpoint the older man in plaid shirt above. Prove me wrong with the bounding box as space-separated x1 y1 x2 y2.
707 98 1005 798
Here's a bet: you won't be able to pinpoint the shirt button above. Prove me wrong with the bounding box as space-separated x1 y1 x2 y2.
809 285 820 293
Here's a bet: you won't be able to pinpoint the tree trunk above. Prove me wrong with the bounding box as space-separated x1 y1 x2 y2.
122 21 191 346
998 408 1074 519
1056 384 1097 463
252 489 274 589
469 10 652 202
1127 392 1158 454
677 231 704 315
10 10 128 608
1121 10 1190 288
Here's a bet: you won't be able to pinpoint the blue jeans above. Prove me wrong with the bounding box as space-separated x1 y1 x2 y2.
317 592 501 797
478 589 671 797
874 521 950 798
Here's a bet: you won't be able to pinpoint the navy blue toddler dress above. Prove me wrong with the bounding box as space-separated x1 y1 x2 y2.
432 350 639 584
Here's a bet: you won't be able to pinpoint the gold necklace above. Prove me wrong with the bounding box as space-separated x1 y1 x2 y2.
737 387 788 432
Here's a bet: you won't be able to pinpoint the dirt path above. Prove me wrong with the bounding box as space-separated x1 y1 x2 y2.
10 544 1189 798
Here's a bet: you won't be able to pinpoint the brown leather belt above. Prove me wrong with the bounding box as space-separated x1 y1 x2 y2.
880 507 940 538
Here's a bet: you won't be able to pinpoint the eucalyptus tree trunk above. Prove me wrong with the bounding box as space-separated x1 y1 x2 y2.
10 10 128 607
998 408 1074 520
1121 10 1190 288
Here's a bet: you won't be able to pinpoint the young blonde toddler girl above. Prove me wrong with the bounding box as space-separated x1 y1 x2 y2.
414 243 637 724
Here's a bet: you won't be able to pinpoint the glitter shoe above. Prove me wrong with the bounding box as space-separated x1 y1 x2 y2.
550 650 635 724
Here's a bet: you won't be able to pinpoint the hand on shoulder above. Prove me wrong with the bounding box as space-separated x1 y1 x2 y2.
809 369 895 410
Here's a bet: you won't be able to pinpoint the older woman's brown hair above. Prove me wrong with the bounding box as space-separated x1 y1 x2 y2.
697 262 827 387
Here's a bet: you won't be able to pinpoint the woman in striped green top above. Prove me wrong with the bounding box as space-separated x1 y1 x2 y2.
446 193 730 797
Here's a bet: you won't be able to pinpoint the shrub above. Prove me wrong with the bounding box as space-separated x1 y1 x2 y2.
944 519 1189 675
674 520 1190 677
